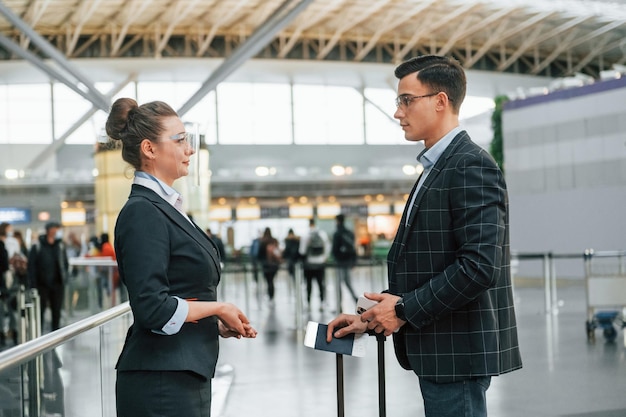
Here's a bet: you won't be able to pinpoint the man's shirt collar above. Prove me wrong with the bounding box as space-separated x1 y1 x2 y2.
417 126 463 168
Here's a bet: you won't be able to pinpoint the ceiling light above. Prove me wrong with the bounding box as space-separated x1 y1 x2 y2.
255 166 270 177
331 165 346 176
402 165 416 175
4 169 19 180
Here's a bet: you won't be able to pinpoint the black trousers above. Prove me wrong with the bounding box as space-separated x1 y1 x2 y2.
304 266 326 302
116 370 212 417
37 284 64 331
262 264 279 300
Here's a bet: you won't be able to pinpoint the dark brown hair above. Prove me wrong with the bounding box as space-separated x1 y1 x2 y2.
394 55 466 113
105 98 178 170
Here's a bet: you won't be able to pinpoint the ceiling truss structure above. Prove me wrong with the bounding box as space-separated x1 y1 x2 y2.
0 0 625 79
1 0 626 206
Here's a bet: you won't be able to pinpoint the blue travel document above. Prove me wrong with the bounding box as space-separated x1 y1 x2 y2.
304 321 367 357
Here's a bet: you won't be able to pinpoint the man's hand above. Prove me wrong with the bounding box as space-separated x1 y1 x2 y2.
326 314 368 342
360 292 406 337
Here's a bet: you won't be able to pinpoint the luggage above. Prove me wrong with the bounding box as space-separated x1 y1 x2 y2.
335 331 386 417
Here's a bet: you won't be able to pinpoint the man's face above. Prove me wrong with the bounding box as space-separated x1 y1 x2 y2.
393 75 439 145
47 227 60 239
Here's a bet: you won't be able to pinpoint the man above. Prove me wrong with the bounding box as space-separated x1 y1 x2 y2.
28 221 69 332
1 222 24 345
206 228 226 261
331 214 358 302
0 228 8 346
0 222 20 258
249 231 262 283
299 218 330 310
327 55 522 417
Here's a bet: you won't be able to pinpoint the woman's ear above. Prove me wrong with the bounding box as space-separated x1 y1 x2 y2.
140 139 155 159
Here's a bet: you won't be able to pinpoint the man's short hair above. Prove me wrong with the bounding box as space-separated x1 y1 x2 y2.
394 55 466 112
45 221 62 231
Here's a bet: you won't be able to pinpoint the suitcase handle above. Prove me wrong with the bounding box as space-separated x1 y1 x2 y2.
336 332 387 417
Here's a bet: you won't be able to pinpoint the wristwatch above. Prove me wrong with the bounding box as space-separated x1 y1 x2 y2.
395 297 407 321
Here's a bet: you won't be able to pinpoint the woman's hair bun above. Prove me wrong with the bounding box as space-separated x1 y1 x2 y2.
106 98 139 141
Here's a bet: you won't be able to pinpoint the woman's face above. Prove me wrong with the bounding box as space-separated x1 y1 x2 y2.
152 116 195 186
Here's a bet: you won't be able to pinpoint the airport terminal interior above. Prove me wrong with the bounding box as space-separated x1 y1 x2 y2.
1 0 626 416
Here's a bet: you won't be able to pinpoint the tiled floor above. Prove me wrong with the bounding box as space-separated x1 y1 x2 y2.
216 269 626 417
4 265 626 417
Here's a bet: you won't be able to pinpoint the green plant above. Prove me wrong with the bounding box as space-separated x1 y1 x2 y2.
489 95 508 174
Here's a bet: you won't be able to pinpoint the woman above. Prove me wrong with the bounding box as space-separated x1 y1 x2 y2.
258 227 281 304
282 228 300 282
106 98 256 417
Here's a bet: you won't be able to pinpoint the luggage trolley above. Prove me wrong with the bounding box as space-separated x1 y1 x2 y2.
584 249 626 343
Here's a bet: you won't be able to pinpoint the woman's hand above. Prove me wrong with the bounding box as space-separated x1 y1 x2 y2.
186 300 257 338
219 320 257 338
217 303 257 338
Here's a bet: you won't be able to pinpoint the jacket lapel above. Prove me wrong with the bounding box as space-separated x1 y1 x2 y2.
394 132 469 259
130 185 221 271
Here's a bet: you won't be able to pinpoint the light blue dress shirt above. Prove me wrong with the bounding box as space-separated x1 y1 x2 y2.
406 127 463 225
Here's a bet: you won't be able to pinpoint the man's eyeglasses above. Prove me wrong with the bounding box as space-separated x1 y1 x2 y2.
395 92 452 108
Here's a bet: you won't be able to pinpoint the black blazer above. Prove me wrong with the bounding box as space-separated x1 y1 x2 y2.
114 185 222 381
388 131 522 383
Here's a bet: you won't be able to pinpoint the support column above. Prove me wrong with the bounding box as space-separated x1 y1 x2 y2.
94 150 132 236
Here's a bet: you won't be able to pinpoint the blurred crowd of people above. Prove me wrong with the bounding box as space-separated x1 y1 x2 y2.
249 214 359 310
0 222 124 348
0 214 373 347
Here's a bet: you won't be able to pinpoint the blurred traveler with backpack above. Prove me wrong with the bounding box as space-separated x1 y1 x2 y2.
299 218 330 310
282 228 300 283
258 227 282 305
331 214 358 303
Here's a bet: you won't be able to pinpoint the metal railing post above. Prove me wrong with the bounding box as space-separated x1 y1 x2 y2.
295 262 304 339
550 253 558 315
583 249 594 323
334 265 343 314
243 263 250 315
543 253 552 314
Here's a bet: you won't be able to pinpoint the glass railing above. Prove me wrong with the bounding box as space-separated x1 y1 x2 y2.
0 302 131 417
0 257 129 417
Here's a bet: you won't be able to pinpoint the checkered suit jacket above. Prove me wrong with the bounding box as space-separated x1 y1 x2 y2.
388 131 522 383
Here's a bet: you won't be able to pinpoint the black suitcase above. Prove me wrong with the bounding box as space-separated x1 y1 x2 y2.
335 332 386 417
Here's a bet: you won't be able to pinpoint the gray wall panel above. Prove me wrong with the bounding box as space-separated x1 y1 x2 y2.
503 80 626 278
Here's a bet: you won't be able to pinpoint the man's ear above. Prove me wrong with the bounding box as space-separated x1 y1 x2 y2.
434 92 452 112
